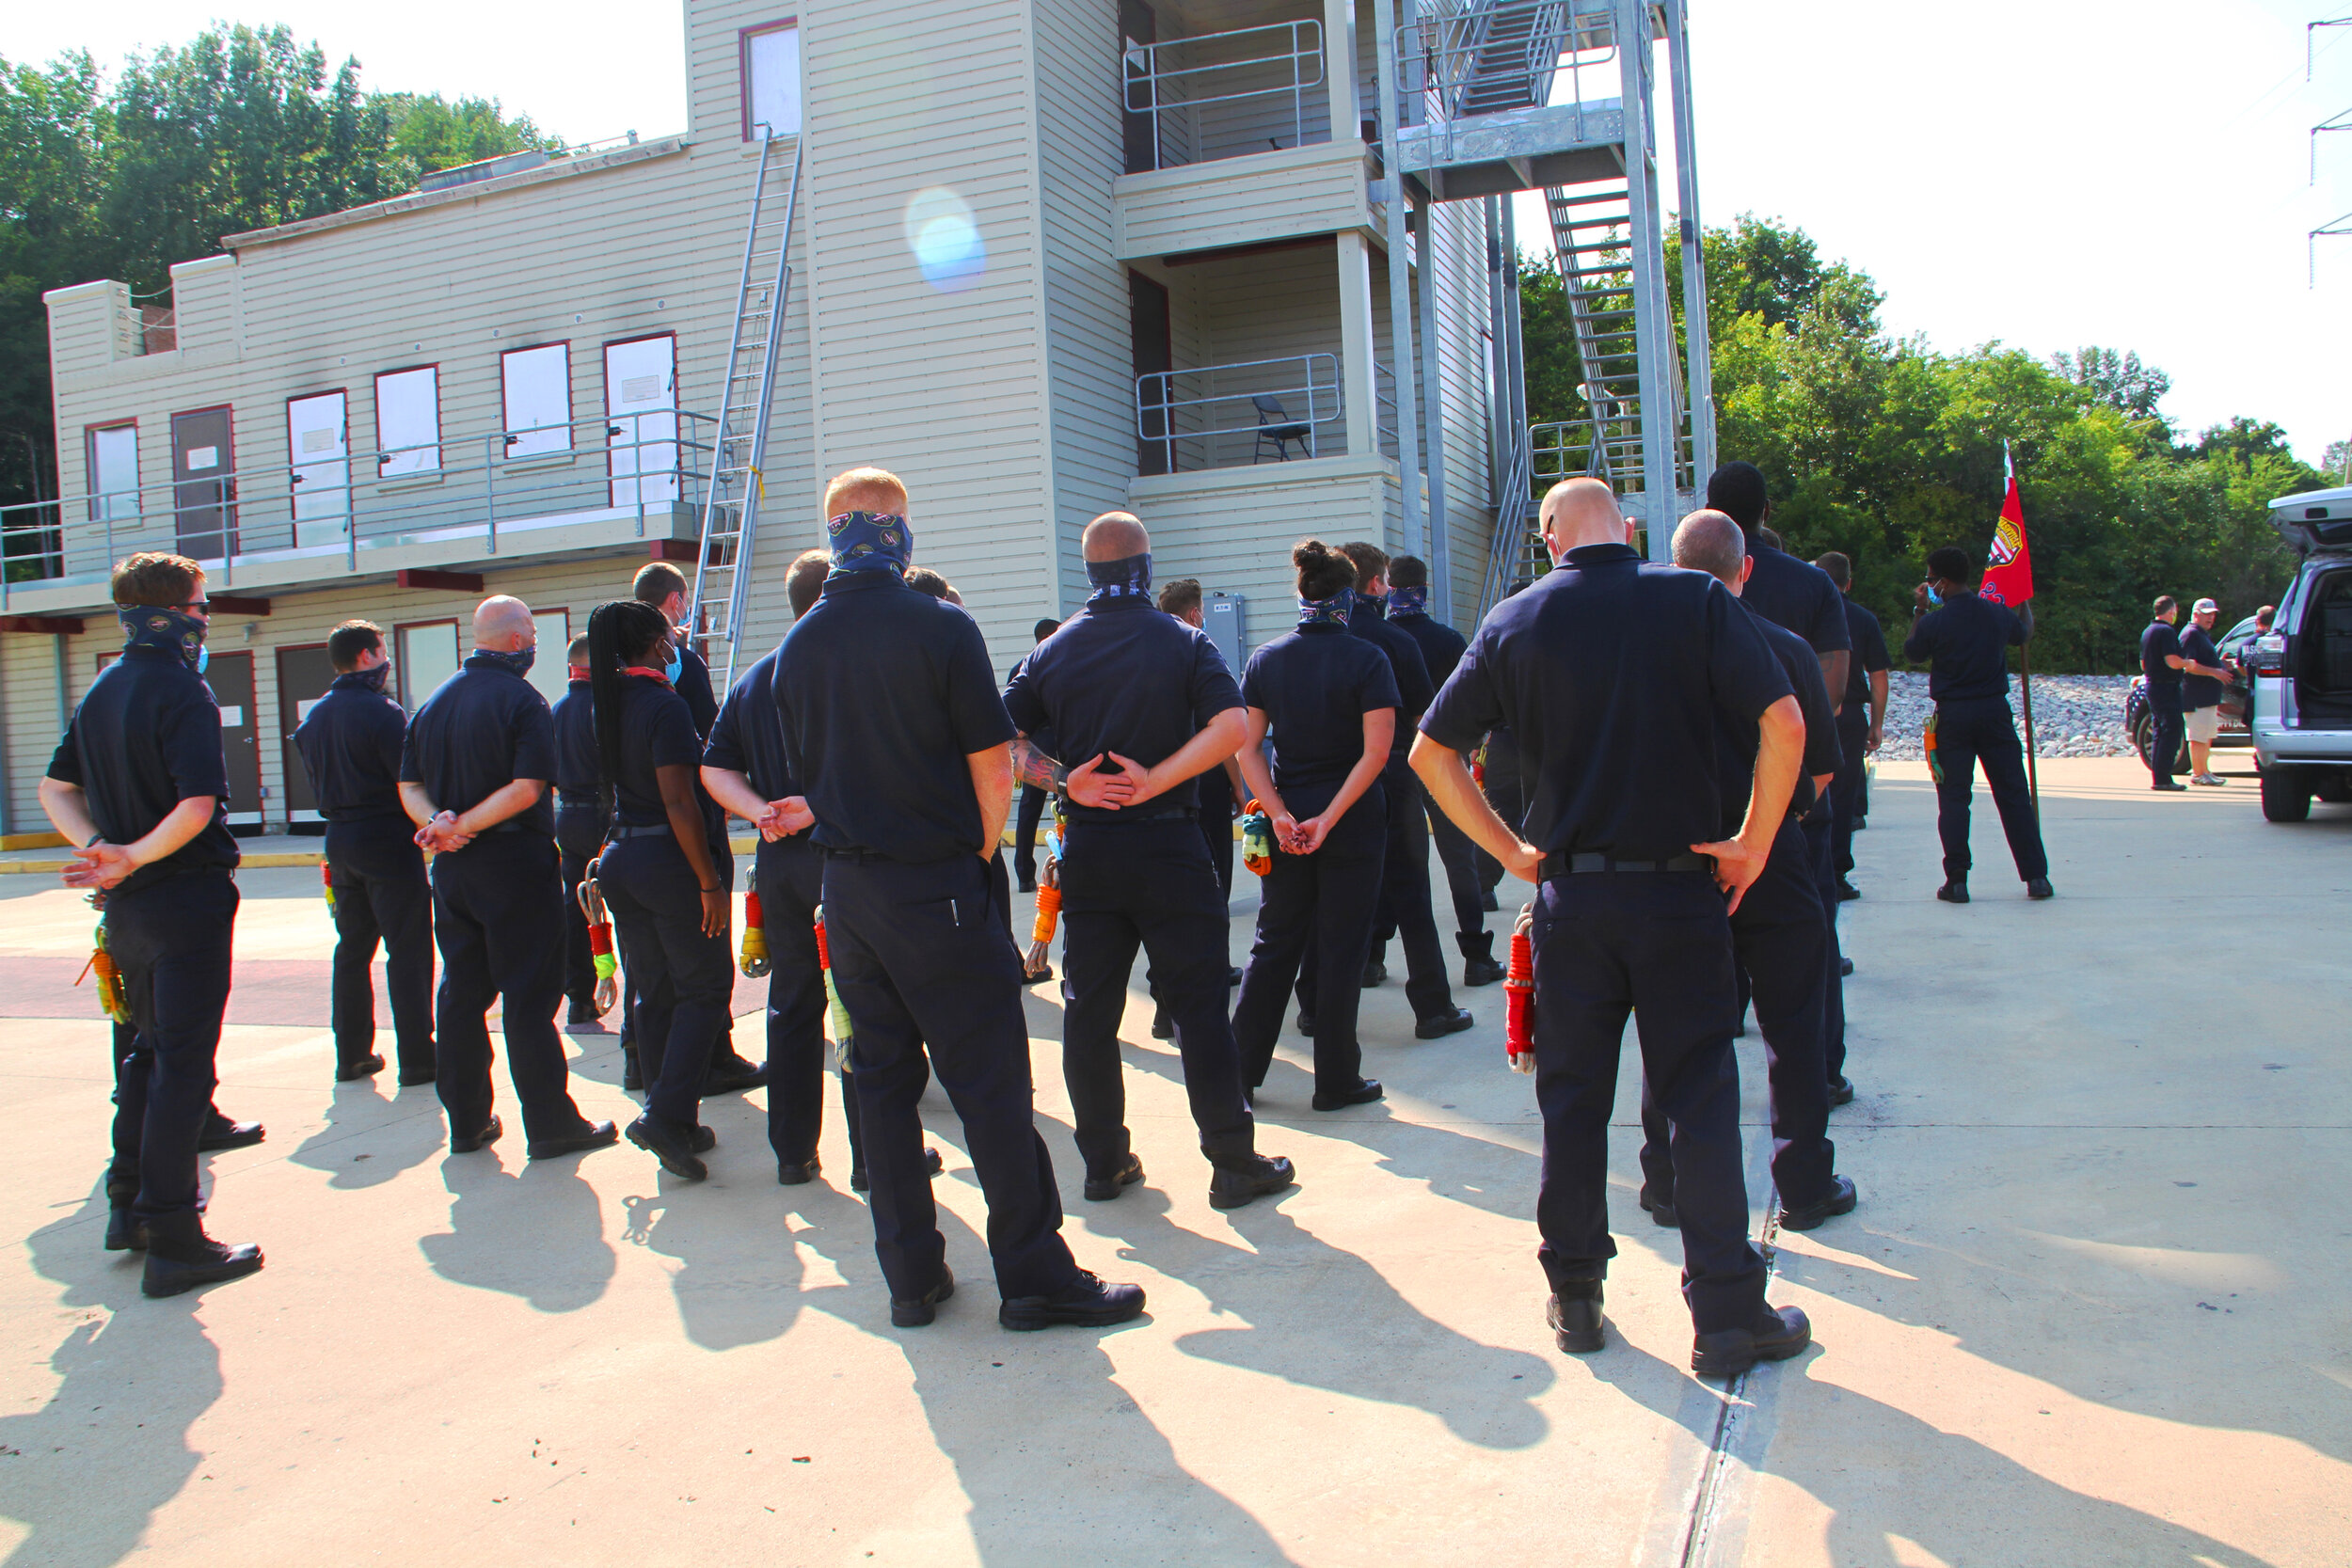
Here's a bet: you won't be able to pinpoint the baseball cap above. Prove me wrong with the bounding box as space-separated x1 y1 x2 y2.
2193 597 2218 614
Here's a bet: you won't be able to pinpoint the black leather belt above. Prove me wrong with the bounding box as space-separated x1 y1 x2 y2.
608 823 672 840
1542 851 1714 879
1073 806 1195 823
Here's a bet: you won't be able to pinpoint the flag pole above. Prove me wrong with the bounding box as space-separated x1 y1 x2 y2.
2020 636 2041 818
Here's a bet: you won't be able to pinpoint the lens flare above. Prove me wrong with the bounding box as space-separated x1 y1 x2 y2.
902 186 987 293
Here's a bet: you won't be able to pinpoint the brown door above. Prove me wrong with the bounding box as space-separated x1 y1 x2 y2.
1120 0 1160 175
202 652 263 828
171 405 237 558
276 643 338 827
1131 271 1173 476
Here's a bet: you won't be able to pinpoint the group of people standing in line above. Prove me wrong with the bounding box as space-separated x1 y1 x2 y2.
46 453 2058 1379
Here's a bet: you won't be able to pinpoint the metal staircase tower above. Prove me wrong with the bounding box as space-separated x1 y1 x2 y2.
687 132 804 689
1379 0 1716 615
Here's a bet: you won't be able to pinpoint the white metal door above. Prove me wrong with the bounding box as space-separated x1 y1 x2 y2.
287 391 349 546
88 424 139 523
605 337 678 508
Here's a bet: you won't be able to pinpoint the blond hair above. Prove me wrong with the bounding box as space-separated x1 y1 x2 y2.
823 466 909 517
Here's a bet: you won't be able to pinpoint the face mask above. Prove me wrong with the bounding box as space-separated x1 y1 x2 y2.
197 645 209 675
1388 585 1427 617
1297 588 1356 627
663 650 683 684
354 662 392 694
826 510 914 576
473 645 536 679
118 605 209 672
1085 551 1152 602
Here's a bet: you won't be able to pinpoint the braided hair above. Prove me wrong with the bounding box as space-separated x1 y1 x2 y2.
586 599 673 801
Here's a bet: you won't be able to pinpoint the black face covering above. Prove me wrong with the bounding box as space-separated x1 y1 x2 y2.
352 663 392 694
472 646 536 679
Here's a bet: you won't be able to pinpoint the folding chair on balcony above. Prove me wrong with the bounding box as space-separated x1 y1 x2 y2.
1253 395 1313 463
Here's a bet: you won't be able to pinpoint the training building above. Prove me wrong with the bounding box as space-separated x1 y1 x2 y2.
8 0 1705 837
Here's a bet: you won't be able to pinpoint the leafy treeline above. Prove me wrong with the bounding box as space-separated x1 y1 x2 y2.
0 25 555 519
1522 217 2340 673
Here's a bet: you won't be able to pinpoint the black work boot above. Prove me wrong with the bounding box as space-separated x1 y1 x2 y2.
141 1211 263 1298
1206 1151 1296 1211
1548 1281 1605 1353
103 1176 147 1252
1458 930 1505 987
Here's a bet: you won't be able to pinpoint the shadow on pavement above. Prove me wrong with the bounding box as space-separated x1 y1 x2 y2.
288 1082 445 1190
418 1148 614 1312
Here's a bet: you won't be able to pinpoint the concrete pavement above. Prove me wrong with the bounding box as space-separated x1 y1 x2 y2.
0 758 2344 1566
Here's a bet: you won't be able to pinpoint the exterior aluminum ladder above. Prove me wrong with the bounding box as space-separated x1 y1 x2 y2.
1540 176 1687 516
688 132 804 689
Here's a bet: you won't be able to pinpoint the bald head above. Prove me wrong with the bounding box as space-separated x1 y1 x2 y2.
1671 510 1750 593
1539 478 1633 558
1082 512 1150 561
473 594 536 651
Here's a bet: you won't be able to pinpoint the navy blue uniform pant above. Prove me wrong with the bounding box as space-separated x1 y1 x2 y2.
1059 816 1255 1178
755 836 837 1167
1197 766 1236 902
1639 822 1836 1209
1931 696 2049 882
1426 801 1486 938
556 806 605 1013
2144 684 2185 784
106 871 238 1221
821 851 1078 1303
601 834 734 1131
1012 784 1048 888
1530 870 1766 1335
1803 817 1851 1084
325 819 436 1077
1302 764 1454 1023
430 832 589 1143
1232 780 1386 1099
1831 713 1869 878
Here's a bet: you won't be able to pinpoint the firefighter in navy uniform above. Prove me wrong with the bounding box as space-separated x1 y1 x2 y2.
399 595 617 1162
1383 555 1502 986
1293 541 1473 1041
1905 546 2054 901
293 618 437 1085
1814 551 1889 902
1003 513 1295 1210
548 635 611 1030
40 552 262 1297
630 560 765 1094
1637 512 1857 1236
1411 480 1815 1380
772 467 1142 1333
702 547 946 1192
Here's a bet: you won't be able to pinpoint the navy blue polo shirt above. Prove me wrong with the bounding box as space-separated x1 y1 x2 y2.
2137 620 2183 691
1905 594 2025 704
292 672 409 826
775 571 1016 862
609 673 725 852
1740 541 1851 660
397 651 559 837
704 646 797 801
1391 608 1469 689
1841 597 1890 717
2179 624 2222 707
1240 623 1401 794
1422 542 1792 861
673 638 721 738
1721 607 1842 832
1348 598 1435 763
1002 594 1242 821
549 679 601 802
46 645 240 894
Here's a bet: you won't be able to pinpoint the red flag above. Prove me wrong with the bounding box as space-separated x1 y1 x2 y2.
1980 443 2034 606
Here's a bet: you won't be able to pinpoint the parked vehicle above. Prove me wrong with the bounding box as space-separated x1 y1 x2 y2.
2124 615 2259 774
2247 485 2352 821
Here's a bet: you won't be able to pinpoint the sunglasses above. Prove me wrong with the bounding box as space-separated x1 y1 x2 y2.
181 600 212 615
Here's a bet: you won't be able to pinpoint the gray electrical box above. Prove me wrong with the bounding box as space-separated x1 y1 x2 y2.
1203 593 1245 676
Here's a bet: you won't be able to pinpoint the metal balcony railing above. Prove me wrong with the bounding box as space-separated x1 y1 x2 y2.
1396 0 1622 140
1123 20 1327 172
1136 355 1343 473
0 408 716 605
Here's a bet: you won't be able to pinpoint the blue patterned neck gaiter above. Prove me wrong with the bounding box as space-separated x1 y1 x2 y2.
1297 588 1356 627
118 605 207 671
827 510 914 576
469 646 536 679
1085 551 1152 604
1388 585 1427 618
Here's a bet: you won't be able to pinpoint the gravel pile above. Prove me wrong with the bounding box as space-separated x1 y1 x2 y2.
1874 672 2136 761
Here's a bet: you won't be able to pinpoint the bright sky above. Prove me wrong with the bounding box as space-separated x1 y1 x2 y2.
8 0 2348 463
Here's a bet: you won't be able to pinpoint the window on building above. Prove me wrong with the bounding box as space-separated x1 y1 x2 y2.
376 366 441 476
87 422 139 523
526 610 571 710
741 22 803 140
396 620 461 710
500 342 573 460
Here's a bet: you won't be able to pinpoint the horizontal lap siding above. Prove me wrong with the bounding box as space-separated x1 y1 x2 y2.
1116 153 1362 257
1132 467 1391 657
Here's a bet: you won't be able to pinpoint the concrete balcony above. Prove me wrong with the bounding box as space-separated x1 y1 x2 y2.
1114 138 1376 261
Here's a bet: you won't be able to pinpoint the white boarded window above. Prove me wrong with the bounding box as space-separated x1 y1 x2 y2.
526 610 571 711
743 24 803 140
376 366 440 476
397 621 462 711
500 343 572 460
87 423 139 523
